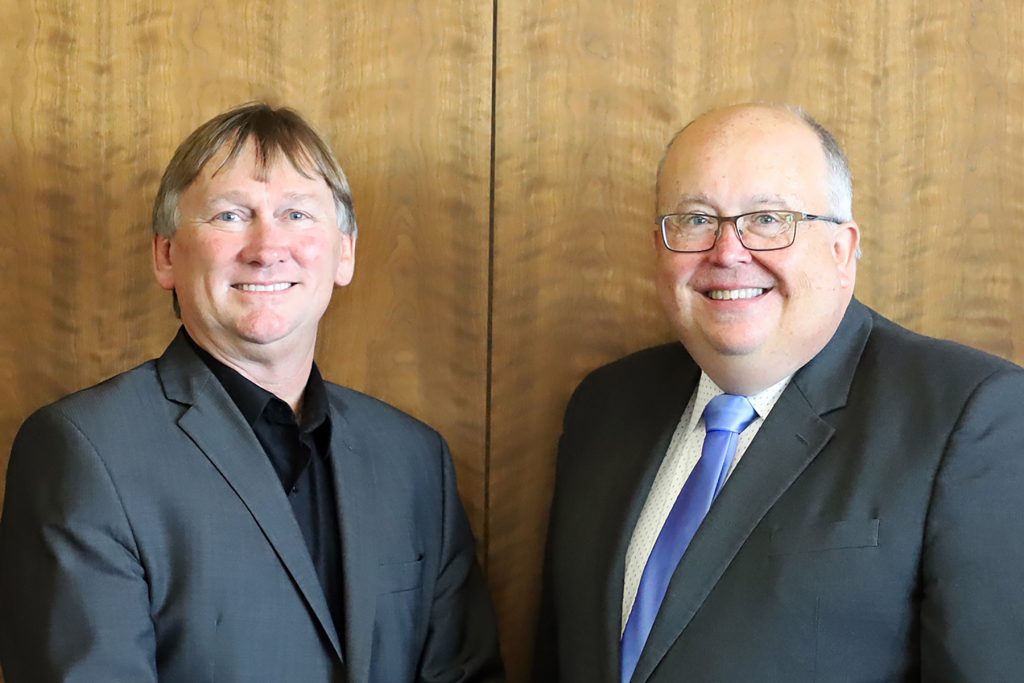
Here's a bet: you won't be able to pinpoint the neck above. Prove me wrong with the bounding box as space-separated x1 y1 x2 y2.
185 327 316 413
693 338 842 397
699 357 799 396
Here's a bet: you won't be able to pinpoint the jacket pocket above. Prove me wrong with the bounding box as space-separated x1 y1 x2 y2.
769 519 879 556
377 556 424 593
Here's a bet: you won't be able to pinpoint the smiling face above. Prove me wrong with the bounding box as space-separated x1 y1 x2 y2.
152 139 355 365
655 106 859 393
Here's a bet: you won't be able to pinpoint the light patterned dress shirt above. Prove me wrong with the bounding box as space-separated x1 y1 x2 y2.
621 371 791 632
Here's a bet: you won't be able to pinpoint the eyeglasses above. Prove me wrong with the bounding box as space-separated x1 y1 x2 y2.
657 210 841 253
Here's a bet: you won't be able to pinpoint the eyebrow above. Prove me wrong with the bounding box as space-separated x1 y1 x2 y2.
669 193 797 213
669 193 714 212
201 191 324 208
748 193 795 206
280 192 321 204
204 190 251 207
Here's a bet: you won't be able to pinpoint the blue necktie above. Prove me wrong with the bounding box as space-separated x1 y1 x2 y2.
620 393 757 683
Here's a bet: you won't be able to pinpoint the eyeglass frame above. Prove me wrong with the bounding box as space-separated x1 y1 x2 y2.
656 210 842 253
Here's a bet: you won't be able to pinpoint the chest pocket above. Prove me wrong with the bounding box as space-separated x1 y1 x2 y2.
377 556 424 594
769 519 879 556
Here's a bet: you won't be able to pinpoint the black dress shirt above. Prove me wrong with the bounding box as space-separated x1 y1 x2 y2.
185 333 344 637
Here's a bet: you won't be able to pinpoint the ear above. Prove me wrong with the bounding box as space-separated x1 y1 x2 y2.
831 221 860 288
152 234 176 291
334 232 357 287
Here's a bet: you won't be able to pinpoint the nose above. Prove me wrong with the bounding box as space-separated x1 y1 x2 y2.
240 216 289 267
707 219 752 266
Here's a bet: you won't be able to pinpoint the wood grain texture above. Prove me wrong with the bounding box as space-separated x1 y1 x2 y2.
0 0 493 637
489 1 1024 679
2 0 1023 681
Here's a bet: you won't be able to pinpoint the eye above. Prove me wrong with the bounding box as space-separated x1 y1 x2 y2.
752 212 781 225
684 213 713 227
215 211 241 222
287 210 311 221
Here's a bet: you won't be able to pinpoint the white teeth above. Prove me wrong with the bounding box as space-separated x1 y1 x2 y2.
237 283 292 292
708 288 765 301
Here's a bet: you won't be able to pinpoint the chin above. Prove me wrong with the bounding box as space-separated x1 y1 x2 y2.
707 338 766 357
232 313 298 346
680 320 769 358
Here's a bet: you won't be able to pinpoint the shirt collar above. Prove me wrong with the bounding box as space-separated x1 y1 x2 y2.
183 328 330 433
684 371 792 433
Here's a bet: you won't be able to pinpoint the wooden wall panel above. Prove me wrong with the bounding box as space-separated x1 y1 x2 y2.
2 0 1023 681
0 0 493 630
490 1 1024 679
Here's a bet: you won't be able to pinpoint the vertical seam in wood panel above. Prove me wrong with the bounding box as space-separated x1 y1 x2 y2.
483 0 499 574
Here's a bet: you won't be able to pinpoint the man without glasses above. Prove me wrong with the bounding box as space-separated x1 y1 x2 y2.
0 102 505 683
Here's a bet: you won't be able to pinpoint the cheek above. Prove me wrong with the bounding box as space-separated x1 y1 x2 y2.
296 233 345 269
757 247 828 296
653 265 679 306
655 255 697 293
773 263 844 324
296 247 331 272
183 235 237 272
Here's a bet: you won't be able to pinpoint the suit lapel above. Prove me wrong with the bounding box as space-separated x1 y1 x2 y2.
326 401 378 683
630 301 874 683
593 348 700 681
156 331 343 661
630 388 833 682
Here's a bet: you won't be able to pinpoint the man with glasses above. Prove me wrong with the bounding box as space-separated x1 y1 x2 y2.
536 104 1024 682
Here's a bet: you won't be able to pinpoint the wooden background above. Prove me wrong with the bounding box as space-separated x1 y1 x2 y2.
1 1 1021 681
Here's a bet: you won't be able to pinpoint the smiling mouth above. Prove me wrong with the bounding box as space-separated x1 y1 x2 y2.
234 283 294 293
706 287 767 301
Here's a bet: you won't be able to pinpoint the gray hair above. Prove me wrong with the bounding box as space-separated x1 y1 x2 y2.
783 105 853 222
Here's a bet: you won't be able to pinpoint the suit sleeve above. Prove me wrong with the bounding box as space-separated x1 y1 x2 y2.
416 435 505 683
920 368 1024 680
532 501 561 683
0 408 157 682
532 376 592 683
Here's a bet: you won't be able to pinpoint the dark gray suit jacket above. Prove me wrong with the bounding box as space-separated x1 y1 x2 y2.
0 331 504 683
536 299 1024 682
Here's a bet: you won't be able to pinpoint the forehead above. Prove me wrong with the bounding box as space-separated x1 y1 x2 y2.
659 108 828 209
191 139 331 197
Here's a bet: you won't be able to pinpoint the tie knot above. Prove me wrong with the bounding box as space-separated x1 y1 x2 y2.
703 393 757 434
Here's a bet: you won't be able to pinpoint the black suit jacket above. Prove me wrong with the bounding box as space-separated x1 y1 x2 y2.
537 299 1024 682
0 331 504 683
